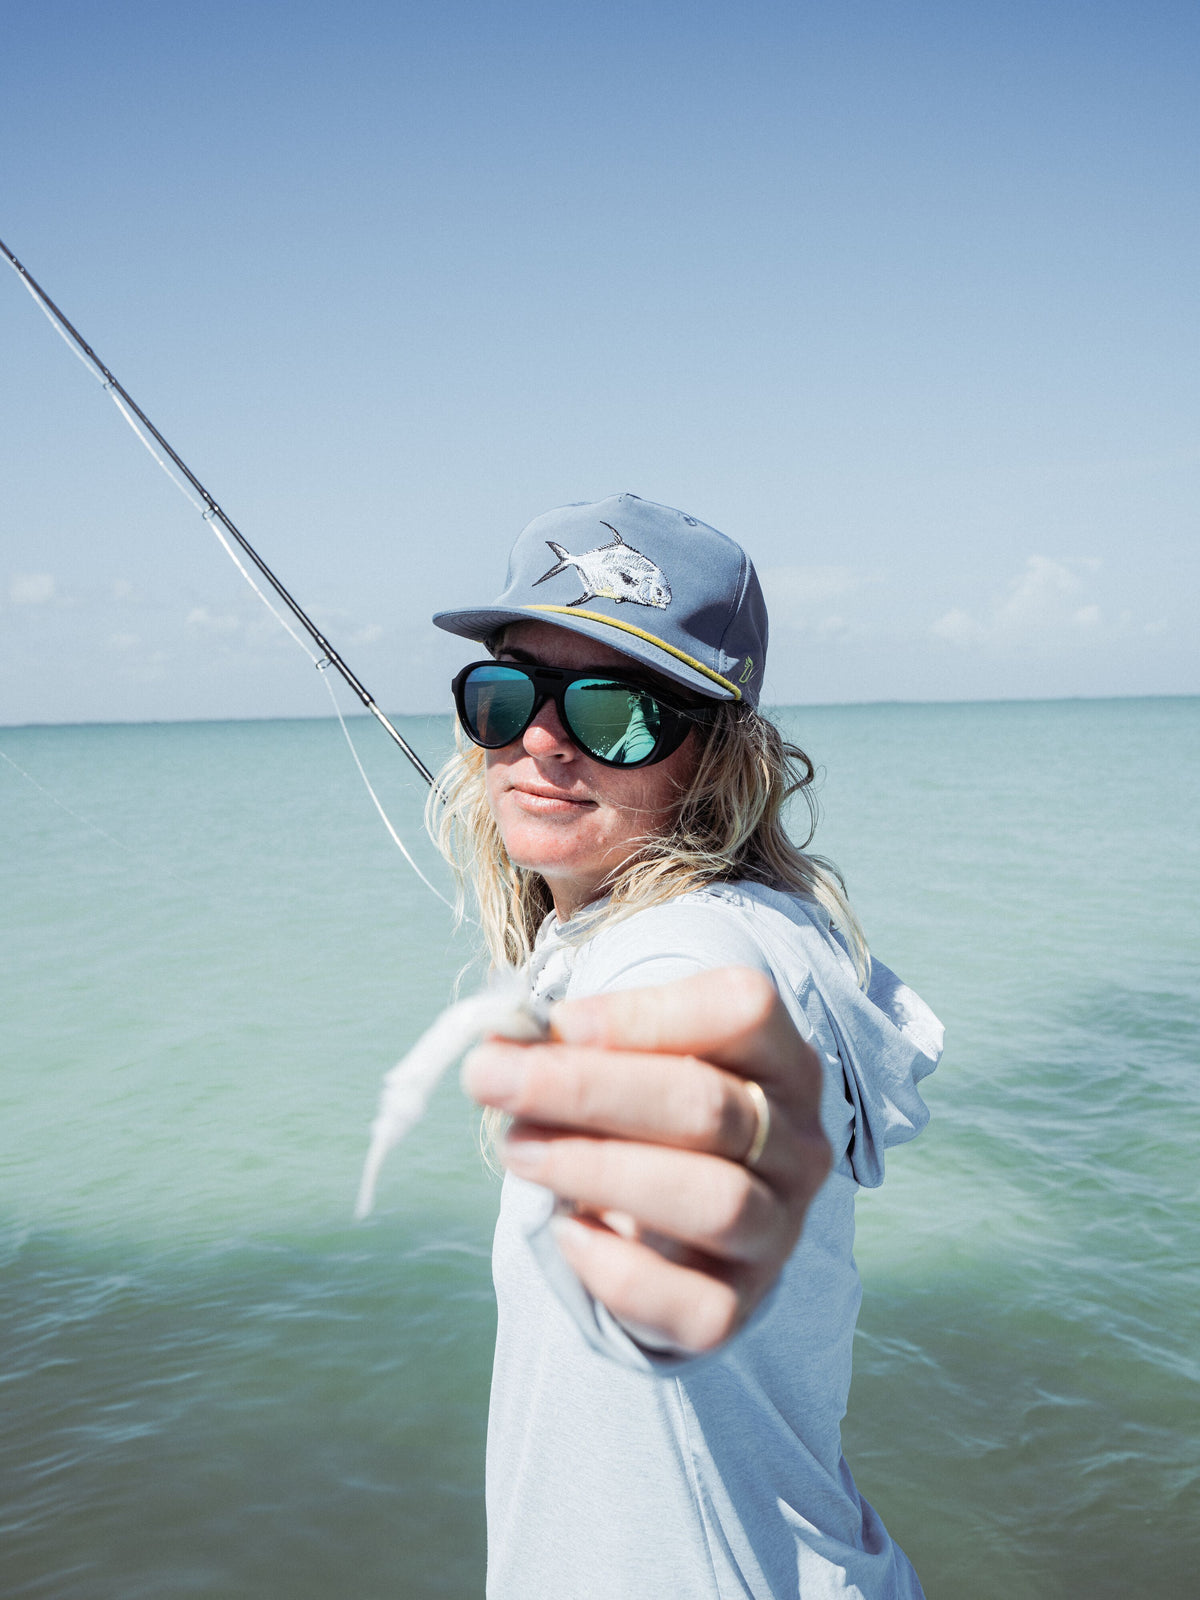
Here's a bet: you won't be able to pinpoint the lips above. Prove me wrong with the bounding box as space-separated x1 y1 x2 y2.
508 782 594 813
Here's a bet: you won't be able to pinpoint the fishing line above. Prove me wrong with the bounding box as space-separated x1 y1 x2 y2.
1 236 456 906
101 381 453 902
319 670 456 909
0 746 172 868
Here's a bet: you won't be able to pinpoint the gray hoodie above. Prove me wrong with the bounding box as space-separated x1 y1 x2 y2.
486 881 943 1599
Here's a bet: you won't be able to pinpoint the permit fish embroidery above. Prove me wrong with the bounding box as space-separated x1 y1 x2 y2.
533 522 672 610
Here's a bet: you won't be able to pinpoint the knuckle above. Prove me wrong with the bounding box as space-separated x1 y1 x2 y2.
516 1049 599 1125
671 1064 730 1146
591 1135 631 1195
507 1048 564 1118
562 1055 608 1124
777 1126 834 1220
506 1053 550 1118
702 1164 760 1250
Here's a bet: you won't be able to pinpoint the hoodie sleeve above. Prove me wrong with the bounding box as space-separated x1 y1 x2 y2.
808 946 943 1189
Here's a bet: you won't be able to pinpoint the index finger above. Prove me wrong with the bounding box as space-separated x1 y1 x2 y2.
550 966 808 1091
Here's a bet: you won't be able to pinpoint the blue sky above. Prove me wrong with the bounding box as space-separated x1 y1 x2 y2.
2 0 1197 723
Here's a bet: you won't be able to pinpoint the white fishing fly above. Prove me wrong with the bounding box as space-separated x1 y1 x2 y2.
354 981 549 1220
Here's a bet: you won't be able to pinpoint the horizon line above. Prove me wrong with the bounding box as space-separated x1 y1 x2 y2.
2 689 1196 734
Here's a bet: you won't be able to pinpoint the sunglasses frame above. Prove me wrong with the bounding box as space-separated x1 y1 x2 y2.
452 659 717 768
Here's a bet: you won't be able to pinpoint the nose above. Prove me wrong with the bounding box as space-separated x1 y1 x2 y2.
522 696 576 761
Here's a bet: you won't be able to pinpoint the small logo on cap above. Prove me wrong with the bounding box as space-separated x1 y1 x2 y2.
533 523 672 611
738 656 755 684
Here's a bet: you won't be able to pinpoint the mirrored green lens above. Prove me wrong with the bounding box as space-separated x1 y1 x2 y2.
563 679 664 765
463 666 536 747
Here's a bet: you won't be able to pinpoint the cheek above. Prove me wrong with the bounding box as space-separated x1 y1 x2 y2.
586 772 688 845
617 744 698 819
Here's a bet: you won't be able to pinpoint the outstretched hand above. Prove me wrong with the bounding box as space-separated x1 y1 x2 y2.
462 967 832 1354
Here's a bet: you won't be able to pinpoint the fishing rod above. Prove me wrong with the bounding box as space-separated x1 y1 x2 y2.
1 236 436 789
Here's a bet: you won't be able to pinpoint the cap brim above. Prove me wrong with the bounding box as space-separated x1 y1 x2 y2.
432 605 737 700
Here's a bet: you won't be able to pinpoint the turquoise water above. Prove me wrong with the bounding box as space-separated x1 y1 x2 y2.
2 700 1197 1598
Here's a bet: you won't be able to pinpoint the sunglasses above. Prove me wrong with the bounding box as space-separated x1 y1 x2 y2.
452 660 715 768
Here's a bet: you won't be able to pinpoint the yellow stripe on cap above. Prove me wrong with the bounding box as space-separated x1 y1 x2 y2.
522 604 742 700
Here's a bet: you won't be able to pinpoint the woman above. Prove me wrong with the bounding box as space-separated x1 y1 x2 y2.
430 494 943 1599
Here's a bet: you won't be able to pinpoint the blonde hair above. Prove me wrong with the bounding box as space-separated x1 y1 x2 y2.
425 699 869 984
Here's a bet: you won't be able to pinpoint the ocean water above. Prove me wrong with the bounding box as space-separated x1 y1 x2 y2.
1 699 1197 1599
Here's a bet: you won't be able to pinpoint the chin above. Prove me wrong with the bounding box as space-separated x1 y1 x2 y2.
495 812 597 882
503 827 590 878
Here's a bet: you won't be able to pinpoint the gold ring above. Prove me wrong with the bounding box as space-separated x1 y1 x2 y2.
743 1080 770 1168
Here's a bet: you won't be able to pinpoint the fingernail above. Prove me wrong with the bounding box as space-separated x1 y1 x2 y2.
501 1136 547 1176
461 1044 528 1107
598 1209 638 1240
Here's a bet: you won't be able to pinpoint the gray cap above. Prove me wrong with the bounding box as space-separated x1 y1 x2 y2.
432 493 768 705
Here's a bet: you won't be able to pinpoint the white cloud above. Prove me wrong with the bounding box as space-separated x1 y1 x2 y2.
108 632 140 652
932 556 1105 646
10 573 56 605
993 555 1080 629
112 579 135 600
930 607 986 645
186 606 240 635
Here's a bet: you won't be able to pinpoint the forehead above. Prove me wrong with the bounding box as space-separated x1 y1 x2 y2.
492 620 644 673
